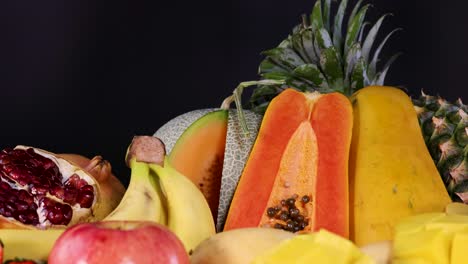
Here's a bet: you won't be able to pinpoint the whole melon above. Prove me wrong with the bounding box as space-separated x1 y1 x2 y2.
154 108 262 231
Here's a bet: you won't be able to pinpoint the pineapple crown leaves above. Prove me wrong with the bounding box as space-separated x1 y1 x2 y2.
251 0 402 113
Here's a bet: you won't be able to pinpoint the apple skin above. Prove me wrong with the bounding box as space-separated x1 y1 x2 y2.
48 221 189 264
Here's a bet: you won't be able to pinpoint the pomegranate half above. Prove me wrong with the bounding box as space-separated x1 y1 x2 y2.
0 146 125 229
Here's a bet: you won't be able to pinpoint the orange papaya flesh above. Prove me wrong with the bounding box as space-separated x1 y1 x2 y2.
168 110 228 220
310 93 352 238
224 89 352 238
258 121 318 232
224 89 309 230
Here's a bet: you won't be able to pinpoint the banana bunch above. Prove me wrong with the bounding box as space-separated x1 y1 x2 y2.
103 136 216 253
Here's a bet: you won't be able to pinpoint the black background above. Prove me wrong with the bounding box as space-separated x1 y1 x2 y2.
0 0 467 186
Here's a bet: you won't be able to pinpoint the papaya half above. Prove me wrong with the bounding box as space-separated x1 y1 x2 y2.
349 86 451 246
224 88 353 238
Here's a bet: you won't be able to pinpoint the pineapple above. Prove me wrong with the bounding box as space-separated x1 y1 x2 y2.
248 0 468 201
413 93 468 202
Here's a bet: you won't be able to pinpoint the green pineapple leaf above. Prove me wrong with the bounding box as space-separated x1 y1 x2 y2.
291 29 313 63
322 0 332 31
351 58 366 90
374 52 401 85
362 14 391 63
315 28 334 50
258 59 292 81
319 47 344 92
358 22 371 43
255 0 400 113
368 28 402 81
332 0 348 55
293 64 327 87
344 4 370 58
344 42 362 95
300 27 319 64
310 1 324 30
262 47 305 70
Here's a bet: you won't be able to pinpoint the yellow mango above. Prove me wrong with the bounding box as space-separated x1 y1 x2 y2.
393 228 451 264
392 259 432 264
251 229 372 264
395 213 445 235
349 86 451 246
425 214 468 235
451 231 468 264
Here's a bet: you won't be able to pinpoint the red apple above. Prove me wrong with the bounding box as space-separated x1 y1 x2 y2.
48 221 189 264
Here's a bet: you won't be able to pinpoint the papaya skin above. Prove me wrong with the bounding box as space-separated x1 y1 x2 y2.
225 89 352 238
349 86 451 246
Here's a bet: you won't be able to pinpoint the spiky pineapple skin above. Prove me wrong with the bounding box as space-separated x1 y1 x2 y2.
413 93 468 202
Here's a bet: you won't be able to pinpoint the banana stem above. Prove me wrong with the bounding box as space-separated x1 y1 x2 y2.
220 79 285 136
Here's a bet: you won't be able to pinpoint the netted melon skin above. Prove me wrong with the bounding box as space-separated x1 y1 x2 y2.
217 110 262 231
154 109 216 153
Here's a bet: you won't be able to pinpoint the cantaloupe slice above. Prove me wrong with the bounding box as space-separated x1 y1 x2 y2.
224 89 353 237
168 110 228 220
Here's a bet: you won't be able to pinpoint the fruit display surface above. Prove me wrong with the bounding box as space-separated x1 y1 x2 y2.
0 0 468 263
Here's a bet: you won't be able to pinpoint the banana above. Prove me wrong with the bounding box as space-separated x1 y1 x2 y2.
150 159 216 253
190 228 295 264
103 136 167 224
103 160 167 224
104 135 215 253
0 229 64 261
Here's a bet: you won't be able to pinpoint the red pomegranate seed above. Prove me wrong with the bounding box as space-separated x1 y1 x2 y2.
7 194 17 203
62 204 72 222
17 213 29 224
50 185 65 199
77 190 94 208
80 185 94 193
47 209 63 225
63 187 77 204
16 200 29 211
17 189 34 205
41 197 54 208
0 181 10 190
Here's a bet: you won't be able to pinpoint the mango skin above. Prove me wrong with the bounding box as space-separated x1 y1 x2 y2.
349 86 451 246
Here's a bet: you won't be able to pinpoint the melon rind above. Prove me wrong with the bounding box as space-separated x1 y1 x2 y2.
217 110 262 231
154 109 217 153
153 108 262 231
